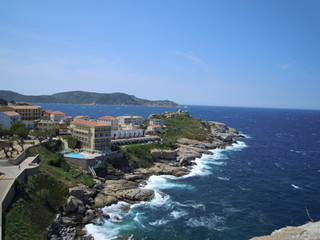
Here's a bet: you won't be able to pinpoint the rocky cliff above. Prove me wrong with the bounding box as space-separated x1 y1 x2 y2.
250 221 320 240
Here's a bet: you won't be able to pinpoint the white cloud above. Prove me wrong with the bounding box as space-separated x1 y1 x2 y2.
171 51 212 73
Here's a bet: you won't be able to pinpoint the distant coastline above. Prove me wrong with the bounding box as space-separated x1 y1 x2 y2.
0 90 181 108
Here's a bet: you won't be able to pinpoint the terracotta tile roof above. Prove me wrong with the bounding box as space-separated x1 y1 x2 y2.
99 116 117 120
118 116 132 118
71 119 111 127
52 111 65 115
3 111 20 117
45 110 54 113
151 124 162 128
74 115 89 119
10 105 42 110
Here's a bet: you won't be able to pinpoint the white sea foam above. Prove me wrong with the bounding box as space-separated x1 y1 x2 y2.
217 176 230 181
182 140 247 179
143 175 194 191
274 162 284 170
170 209 188 219
240 133 252 138
185 214 226 231
149 219 170 226
291 184 302 190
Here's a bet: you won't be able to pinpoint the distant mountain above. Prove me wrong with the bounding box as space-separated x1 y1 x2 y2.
0 90 181 107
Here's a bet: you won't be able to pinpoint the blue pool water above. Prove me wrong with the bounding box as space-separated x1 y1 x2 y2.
35 103 320 240
64 153 86 158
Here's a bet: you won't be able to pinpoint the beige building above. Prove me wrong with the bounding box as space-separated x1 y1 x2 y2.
37 120 59 132
9 105 42 129
98 116 119 131
10 105 42 121
44 110 66 121
70 119 111 152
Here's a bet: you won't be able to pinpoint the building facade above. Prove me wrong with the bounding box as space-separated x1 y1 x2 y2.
44 110 66 121
0 111 21 129
149 119 164 127
98 116 119 131
117 116 144 125
37 120 59 132
111 129 144 139
70 119 111 152
10 105 42 129
146 124 163 134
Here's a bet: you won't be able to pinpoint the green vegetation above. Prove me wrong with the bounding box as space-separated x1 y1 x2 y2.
27 142 93 187
151 112 211 147
4 140 94 240
4 174 68 240
0 97 8 105
66 136 80 149
121 143 170 169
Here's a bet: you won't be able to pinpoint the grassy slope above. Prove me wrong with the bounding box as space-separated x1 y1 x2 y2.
151 112 211 147
4 143 93 240
119 112 211 169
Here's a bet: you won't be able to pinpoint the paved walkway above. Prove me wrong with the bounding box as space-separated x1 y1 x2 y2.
0 156 39 240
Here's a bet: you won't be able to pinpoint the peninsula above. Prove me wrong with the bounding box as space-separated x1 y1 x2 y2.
1 105 241 240
0 90 181 108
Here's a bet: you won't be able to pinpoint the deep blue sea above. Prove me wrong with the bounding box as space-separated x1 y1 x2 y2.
37 103 320 240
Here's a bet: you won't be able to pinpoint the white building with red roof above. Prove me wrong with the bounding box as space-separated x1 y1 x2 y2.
146 124 163 134
0 111 21 129
97 116 119 131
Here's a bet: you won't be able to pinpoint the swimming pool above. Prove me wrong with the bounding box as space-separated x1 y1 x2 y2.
64 153 86 158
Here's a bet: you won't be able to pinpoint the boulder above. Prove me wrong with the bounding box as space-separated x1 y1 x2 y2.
82 209 102 224
151 149 177 160
64 196 84 214
123 189 155 202
94 193 118 208
69 186 85 198
124 174 143 181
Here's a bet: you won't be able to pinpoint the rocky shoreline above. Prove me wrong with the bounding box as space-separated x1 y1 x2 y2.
48 120 242 240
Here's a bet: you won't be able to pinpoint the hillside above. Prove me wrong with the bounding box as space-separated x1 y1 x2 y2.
0 90 181 107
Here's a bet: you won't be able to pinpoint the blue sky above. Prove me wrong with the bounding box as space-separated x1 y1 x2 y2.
0 0 319 109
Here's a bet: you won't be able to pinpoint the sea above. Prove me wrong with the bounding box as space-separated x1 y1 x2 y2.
36 103 320 240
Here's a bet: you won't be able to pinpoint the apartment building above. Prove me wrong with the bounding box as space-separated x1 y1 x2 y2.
117 116 144 125
70 119 111 152
0 111 21 129
98 116 119 131
44 110 66 121
9 105 42 129
37 120 59 132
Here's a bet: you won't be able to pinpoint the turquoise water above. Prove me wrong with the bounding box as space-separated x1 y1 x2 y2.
64 153 86 158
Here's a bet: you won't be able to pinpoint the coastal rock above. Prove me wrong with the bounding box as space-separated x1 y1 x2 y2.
94 193 118 208
64 196 84 214
250 221 320 240
124 174 144 181
69 186 85 198
82 209 102 224
208 121 239 143
123 189 155 202
151 149 177 160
